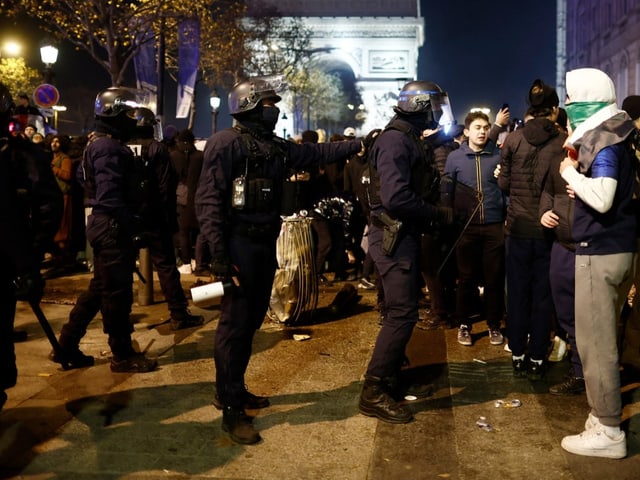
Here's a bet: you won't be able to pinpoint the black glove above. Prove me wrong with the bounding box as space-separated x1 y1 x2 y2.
436 206 454 225
210 254 232 280
14 270 45 303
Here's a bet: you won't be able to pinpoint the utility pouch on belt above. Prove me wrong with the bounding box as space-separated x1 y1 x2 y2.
379 211 403 256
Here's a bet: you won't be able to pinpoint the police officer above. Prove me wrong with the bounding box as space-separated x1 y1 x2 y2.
53 87 157 373
195 75 361 444
126 107 204 329
0 83 46 410
359 81 454 423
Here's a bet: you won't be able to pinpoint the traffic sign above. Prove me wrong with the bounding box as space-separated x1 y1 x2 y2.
33 84 60 108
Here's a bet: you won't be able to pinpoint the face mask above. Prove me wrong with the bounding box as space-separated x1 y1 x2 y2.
261 106 280 131
565 101 609 130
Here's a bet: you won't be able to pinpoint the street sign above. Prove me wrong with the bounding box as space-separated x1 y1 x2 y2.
33 83 60 108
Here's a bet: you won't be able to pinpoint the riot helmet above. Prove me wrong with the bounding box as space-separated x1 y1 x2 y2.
228 74 284 116
131 107 157 127
394 81 454 128
94 87 150 118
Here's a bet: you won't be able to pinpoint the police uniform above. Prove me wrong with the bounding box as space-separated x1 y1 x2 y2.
195 75 360 444
55 88 157 373
127 118 204 329
359 81 453 424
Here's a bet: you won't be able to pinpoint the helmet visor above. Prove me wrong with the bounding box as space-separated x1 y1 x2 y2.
435 94 454 128
95 87 153 117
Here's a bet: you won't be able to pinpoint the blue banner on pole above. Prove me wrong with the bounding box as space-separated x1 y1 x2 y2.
133 21 158 113
176 18 200 119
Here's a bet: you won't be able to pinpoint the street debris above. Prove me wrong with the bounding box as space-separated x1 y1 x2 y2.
494 399 522 408
476 416 493 432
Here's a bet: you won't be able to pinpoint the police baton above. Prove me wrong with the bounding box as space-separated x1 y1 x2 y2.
28 300 71 370
436 198 482 276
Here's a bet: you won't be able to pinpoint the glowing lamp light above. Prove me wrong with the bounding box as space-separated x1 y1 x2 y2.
209 93 221 112
40 44 59 66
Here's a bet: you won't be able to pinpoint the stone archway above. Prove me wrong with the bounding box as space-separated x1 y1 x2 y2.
249 0 425 137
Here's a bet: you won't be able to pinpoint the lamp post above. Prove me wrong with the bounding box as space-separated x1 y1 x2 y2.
209 90 221 134
39 40 58 84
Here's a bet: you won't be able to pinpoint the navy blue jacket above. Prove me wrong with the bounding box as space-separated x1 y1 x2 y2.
368 116 441 226
195 127 360 256
444 140 505 225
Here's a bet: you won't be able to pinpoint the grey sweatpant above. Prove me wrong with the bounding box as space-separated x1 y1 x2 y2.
575 252 636 427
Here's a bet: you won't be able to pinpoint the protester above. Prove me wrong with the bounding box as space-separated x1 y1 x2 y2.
559 68 637 459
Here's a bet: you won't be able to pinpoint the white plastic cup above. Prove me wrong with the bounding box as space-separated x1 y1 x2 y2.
191 281 226 307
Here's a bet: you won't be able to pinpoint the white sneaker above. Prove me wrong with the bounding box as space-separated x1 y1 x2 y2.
585 412 599 431
177 264 192 275
561 424 626 459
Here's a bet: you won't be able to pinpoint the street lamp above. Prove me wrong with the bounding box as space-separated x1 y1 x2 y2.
40 40 58 84
209 90 221 134
2 40 22 57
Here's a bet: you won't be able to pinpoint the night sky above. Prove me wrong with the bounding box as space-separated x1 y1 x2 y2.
418 0 558 123
2 1 558 134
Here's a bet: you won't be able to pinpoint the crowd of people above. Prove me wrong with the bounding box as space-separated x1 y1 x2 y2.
1 69 640 458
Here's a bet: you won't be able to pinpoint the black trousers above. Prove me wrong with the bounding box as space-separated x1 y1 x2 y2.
214 233 278 408
60 214 136 357
145 229 188 313
366 225 420 378
455 223 505 329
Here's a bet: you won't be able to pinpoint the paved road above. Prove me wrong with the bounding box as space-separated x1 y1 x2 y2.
0 271 639 479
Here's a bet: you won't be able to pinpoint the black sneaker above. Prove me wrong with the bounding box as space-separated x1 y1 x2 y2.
512 357 527 377
527 359 546 381
213 390 270 410
0 390 7 411
170 310 205 330
50 348 95 370
222 406 261 444
549 376 585 395
110 353 158 373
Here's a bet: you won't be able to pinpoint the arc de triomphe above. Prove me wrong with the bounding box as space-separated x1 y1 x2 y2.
250 0 425 137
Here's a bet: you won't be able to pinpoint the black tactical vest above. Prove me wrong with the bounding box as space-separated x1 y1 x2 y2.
230 126 287 215
365 121 440 210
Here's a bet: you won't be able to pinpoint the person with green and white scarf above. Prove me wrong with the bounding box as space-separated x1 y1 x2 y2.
558 68 637 459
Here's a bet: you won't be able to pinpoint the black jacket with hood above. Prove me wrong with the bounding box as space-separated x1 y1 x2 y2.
498 117 567 238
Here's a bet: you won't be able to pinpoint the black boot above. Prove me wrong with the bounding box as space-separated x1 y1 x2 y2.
50 347 95 370
222 406 261 444
358 375 413 424
52 336 95 370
